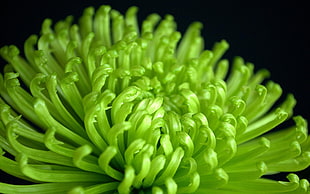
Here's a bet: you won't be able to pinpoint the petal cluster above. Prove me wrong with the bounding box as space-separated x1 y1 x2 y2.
0 5 309 193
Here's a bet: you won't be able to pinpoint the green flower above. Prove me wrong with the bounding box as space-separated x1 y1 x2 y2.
0 5 309 193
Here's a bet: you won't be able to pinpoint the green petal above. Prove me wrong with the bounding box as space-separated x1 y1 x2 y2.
19 155 109 183
0 182 93 194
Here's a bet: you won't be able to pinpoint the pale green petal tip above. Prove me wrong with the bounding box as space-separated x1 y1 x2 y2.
0 4 309 194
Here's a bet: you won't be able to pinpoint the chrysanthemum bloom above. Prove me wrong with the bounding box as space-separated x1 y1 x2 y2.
0 5 309 193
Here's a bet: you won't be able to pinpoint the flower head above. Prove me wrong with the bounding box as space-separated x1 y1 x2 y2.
0 5 309 193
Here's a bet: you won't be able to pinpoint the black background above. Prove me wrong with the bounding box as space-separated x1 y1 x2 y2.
0 0 309 184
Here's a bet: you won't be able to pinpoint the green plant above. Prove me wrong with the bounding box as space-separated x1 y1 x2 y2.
0 5 309 193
